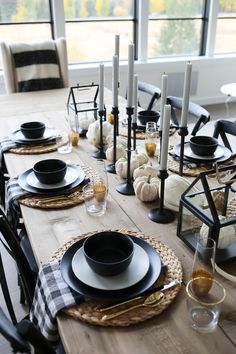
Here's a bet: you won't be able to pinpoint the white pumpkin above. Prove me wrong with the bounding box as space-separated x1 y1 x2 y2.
86 120 113 147
106 145 126 162
134 175 160 202
78 114 95 131
115 156 139 179
132 151 149 166
200 217 236 249
163 175 205 215
133 164 158 180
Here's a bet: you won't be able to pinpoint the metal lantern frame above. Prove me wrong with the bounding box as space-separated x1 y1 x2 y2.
67 83 99 136
177 164 236 264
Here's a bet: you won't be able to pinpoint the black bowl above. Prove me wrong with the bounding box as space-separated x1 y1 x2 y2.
83 231 134 276
20 121 45 139
189 136 218 156
33 159 67 185
138 110 160 126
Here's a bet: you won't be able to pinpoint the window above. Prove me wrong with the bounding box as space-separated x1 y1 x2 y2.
64 0 135 64
215 0 236 54
0 0 52 43
148 0 206 58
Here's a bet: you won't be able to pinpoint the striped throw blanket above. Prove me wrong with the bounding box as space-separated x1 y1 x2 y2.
10 40 63 92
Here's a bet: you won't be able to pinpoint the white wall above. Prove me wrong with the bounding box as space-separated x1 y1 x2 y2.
67 55 236 106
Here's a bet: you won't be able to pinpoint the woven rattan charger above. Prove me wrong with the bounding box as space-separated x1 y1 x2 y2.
19 165 96 209
51 230 183 327
119 125 176 140
9 142 57 154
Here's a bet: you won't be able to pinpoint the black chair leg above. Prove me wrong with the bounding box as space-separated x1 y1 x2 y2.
18 273 26 305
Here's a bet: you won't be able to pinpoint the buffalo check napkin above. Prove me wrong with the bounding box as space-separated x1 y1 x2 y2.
0 137 18 167
5 178 30 232
30 260 83 343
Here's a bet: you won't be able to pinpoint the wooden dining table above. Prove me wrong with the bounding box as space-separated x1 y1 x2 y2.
0 88 235 354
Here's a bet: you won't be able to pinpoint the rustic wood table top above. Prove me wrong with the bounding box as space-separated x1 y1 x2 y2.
0 88 235 354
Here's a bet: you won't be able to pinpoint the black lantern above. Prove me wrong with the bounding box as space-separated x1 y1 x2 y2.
67 83 99 136
177 164 236 264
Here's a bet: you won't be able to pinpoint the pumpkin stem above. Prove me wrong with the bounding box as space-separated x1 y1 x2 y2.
147 175 152 183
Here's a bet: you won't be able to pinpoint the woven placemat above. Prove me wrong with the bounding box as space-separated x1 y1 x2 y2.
119 126 177 140
50 230 183 327
9 142 57 154
19 165 96 209
168 155 236 177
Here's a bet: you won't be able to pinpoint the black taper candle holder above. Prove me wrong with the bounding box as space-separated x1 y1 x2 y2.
148 169 175 223
116 106 135 195
178 126 188 176
106 106 119 174
132 122 137 151
93 108 106 159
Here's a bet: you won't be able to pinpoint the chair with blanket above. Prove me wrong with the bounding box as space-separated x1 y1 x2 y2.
0 37 69 93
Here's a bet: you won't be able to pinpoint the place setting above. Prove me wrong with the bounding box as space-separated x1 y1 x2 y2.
168 135 235 177
0 121 58 155
30 229 182 342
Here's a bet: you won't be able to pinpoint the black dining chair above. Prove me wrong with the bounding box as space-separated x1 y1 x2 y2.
0 306 56 354
0 209 38 309
166 96 210 136
213 119 236 152
137 81 161 111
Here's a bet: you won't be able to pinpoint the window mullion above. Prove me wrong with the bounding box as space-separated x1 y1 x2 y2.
51 0 65 39
205 0 219 56
137 0 149 62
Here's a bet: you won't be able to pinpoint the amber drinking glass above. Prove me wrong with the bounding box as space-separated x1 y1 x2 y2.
145 121 157 157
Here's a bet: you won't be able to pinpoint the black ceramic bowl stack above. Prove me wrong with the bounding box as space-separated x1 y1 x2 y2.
189 136 218 156
138 110 160 126
33 159 67 184
83 231 134 276
20 121 46 139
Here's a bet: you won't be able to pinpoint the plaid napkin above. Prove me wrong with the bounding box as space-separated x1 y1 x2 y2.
30 260 84 343
0 137 18 168
5 178 30 232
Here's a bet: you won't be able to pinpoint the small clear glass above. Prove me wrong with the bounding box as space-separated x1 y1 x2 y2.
145 121 157 157
186 277 226 333
56 131 72 154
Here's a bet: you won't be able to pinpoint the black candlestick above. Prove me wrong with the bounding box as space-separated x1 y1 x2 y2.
148 169 175 223
106 106 119 174
178 126 188 176
93 108 106 159
132 122 137 151
116 106 135 195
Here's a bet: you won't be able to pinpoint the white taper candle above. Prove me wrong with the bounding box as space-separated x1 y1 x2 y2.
115 34 120 59
99 63 104 111
159 73 168 131
127 43 134 107
133 74 138 123
160 104 171 171
180 62 192 127
112 55 119 107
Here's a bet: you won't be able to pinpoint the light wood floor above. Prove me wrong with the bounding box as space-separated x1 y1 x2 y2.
0 101 235 353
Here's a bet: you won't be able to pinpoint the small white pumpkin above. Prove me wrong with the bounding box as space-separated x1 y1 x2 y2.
132 151 149 166
133 163 158 180
134 175 160 202
106 144 126 162
86 120 113 147
200 217 236 249
115 156 139 179
78 114 95 131
163 175 205 215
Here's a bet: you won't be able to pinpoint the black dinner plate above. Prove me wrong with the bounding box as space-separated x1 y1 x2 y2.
60 235 162 301
9 127 57 145
18 165 86 195
173 142 232 163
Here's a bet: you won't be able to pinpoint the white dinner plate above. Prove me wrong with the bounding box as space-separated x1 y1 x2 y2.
26 165 81 190
71 243 150 291
10 127 57 143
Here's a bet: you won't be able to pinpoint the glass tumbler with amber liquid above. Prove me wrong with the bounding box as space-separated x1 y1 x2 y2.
191 237 216 296
145 122 157 157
